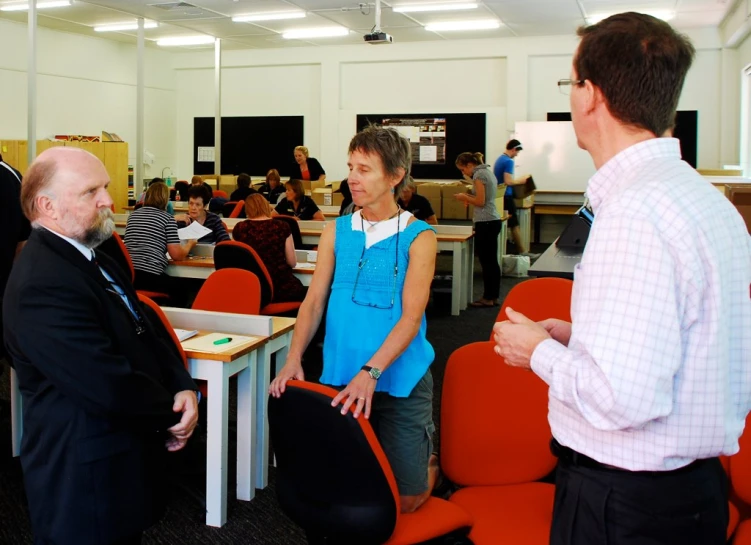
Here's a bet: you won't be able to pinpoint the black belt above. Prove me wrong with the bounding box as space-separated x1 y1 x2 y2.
550 439 712 476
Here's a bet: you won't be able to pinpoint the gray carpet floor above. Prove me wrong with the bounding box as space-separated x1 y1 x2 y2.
0 252 533 545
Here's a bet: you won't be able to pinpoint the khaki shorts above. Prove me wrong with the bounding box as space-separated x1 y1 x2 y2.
369 370 435 496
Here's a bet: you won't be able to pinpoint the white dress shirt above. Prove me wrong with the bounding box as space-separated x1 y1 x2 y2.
531 138 751 471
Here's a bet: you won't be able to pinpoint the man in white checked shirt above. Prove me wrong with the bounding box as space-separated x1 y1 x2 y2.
493 12 751 545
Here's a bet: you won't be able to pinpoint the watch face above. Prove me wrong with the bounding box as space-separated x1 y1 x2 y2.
370 367 382 380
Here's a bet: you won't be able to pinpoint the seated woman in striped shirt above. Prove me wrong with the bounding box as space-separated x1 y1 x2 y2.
124 181 197 298
175 184 230 244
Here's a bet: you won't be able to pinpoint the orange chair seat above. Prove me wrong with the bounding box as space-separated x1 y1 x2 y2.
136 289 169 301
450 482 554 545
728 500 740 540
734 519 751 544
384 497 473 545
261 301 302 316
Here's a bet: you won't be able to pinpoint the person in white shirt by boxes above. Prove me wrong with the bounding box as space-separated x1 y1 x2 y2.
493 12 751 545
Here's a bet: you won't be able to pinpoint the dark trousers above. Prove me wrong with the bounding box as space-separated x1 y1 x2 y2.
474 220 502 300
550 441 728 545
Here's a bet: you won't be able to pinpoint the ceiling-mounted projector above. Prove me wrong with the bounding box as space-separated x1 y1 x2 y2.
364 31 393 44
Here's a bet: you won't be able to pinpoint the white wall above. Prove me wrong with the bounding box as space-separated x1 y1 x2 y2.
0 18 177 177
167 27 731 184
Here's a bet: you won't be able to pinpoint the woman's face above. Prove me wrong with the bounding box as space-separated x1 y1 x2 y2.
285 186 297 202
400 186 414 203
188 197 206 219
294 150 306 164
457 163 474 177
268 177 279 189
347 149 401 208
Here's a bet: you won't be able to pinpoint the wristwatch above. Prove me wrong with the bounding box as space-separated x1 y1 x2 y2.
361 365 382 380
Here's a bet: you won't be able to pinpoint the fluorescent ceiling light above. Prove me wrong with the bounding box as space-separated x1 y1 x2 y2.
587 10 675 25
0 0 72 11
233 11 305 23
94 21 158 32
156 35 215 46
282 26 349 39
425 19 501 31
394 2 478 13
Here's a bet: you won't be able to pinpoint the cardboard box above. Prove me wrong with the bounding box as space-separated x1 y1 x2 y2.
218 175 237 195
301 179 326 193
512 175 537 199
441 182 471 220
329 180 341 192
415 183 443 219
312 188 344 207
514 194 535 208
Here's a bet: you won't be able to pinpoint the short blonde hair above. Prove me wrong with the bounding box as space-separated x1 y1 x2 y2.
144 181 169 210
294 146 309 158
190 175 203 185
244 193 272 219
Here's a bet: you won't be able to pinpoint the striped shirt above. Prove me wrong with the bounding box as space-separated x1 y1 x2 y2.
531 138 751 471
124 206 180 275
176 212 229 244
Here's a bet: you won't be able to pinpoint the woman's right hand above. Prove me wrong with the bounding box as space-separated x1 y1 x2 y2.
269 362 305 398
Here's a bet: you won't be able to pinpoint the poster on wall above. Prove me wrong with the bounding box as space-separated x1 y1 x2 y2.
381 117 446 165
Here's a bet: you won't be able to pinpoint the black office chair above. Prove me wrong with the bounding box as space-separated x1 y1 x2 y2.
273 215 308 250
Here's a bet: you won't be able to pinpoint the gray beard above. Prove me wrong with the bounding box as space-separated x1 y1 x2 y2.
81 209 115 249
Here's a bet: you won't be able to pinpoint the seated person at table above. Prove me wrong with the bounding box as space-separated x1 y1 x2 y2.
175 184 230 244
230 173 257 202
233 194 306 303
258 169 285 204
191 175 213 199
137 177 174 214
272 178 325 221
397 177 437 225
125 181 196 299
290 145 326 182
337 178 353 216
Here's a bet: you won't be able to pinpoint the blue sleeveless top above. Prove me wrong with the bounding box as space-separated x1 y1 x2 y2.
320 214 435 397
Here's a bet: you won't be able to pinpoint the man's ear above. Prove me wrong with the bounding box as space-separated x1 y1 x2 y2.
36 193 57 221
584 80 605 115
391 167 406 190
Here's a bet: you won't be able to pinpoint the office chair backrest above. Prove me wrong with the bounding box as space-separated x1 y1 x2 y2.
730 413 751 504
137 293 187 368
727 184 751 234
98 232 135 282
221 201 239 218
272 215 305 250
441 341 556 487
229 201 245 218
492 277 573 339
214 241 274 308
268 381 399 544
192 269 262 315
213 190 229 200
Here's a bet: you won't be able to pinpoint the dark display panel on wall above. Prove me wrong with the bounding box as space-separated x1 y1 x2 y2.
194 116 304 176
357 113 486 179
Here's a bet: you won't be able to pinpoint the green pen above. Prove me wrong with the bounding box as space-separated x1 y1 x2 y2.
213 337 232 345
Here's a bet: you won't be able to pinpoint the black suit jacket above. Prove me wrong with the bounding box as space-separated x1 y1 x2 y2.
3 228 197 544
289 157 325 181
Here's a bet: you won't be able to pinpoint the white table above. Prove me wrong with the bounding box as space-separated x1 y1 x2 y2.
165 256 314 286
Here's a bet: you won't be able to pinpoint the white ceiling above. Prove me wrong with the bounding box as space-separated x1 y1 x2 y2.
0 0 736 50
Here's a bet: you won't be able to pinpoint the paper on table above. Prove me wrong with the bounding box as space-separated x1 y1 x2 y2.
173 328 198 342
295 262 316 269
178 221 212 241
181 332 260 354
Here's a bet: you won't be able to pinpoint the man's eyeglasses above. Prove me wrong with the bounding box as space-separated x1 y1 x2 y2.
557 78 585 95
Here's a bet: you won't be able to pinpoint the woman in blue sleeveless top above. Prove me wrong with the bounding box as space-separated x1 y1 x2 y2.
270 126 439 514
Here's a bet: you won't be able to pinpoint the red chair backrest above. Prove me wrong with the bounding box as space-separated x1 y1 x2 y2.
214 240 275 308
229 201 245 218
268 380 400 541
441 341 556 486
730 413 751 504
214 190 229 199
137 294 187 369
491 278 573 339
273 215 305 249
101 232 135 282
192 269 262 315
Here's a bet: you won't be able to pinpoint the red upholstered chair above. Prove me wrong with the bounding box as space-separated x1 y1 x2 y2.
268 381 473 545
137 294 206 398
441 341 556 545
229 201 245 218
491 277 573 339
729 413 751 543
213 190 229 199
214 240 301 316
192 269 261 315
100 232 170 303
273 214 307 250
221 201 239 218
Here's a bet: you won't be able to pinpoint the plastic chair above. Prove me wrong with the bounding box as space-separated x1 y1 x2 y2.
192 269 261 315
491 277 573 340
214 240 301 316
268 381 473 545
273 215 306 250
213 190 229 199
221 201 239 218
98 232 170 303
229 201 245 218
441 341 556 545
728 413 751 543
137 294 207 398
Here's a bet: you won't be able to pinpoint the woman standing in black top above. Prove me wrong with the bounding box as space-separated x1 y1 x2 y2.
271 179 325 221
290 146 325 182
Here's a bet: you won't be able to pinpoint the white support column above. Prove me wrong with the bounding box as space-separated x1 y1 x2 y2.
214 39 222 176
27 0 37 164
505 52 530 136
319 60 340 177
136 18 145 197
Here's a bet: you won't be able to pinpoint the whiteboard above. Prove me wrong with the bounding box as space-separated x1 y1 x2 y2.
513 121 595 192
